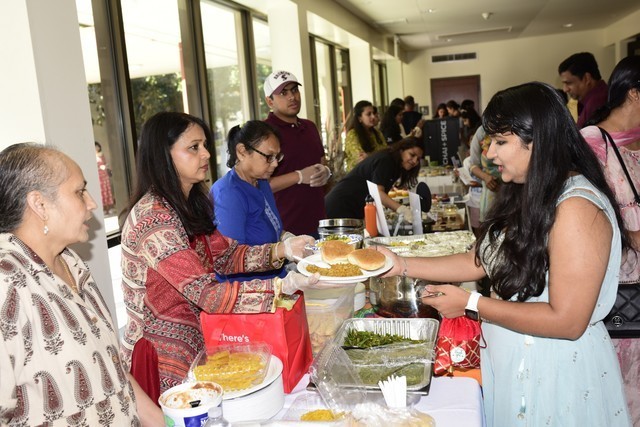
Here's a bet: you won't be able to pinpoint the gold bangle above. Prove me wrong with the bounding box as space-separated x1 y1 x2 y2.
271 242 284 268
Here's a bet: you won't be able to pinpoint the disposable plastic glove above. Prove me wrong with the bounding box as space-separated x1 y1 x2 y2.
310 164 332 187
396 205 414 224
283 235 315 261
281 271 321 295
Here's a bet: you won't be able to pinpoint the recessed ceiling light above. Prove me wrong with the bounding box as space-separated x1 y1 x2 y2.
563 23 573 28
428 9 436 13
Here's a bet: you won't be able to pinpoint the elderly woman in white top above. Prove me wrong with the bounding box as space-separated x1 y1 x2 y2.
0 143 162 426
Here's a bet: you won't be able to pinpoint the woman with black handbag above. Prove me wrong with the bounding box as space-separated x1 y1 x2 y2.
582 54 640 426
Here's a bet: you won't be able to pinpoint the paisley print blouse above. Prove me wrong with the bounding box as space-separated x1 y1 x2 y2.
0 234 140 426
120 192 281 394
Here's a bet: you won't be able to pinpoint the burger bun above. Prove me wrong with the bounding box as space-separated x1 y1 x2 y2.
347 249 386 271
320 240 355 265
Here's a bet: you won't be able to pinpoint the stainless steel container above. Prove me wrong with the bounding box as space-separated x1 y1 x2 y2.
317 218 364 245
369 275 440 319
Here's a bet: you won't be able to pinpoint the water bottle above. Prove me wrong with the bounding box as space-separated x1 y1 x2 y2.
203 405 229 427
364 195 378 237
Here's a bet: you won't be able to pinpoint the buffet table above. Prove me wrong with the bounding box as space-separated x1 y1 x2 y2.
274 375 486 426
416 168 464 195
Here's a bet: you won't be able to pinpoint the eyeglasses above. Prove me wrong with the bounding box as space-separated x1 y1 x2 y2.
251 146 284 163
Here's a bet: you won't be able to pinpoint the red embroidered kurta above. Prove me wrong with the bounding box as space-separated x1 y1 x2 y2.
120 192 281 394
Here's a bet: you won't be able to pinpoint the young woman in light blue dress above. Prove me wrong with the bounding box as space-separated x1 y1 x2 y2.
379 82 632 426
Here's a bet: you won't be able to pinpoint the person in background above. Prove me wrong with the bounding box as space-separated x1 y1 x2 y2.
469 127 501 222
379 104 404 145
372 105 381 128
326 137 423 223
433 103 449 119
402 95 423 132
461 155 482 237
446 99 461 117
459 108 482 160
581 55 640 425
390 97 406 109
94 141 115 213
212 120 293 282
379 82 631 426
558 51 608 128
460 99 475 113
120 112 321 402
264 70 331 237
0 143 163 426
344 100 386 171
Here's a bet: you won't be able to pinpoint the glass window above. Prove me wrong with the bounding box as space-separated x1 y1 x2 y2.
312 39 335 149
373 60 388 111
253 17 272 119
334 47 351 142
200 1 248 180
121 0 186 137
77 0 127 235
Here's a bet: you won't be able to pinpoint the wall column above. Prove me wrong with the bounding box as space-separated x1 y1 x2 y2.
0 0 116 322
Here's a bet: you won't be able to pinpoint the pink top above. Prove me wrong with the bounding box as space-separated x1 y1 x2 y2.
581 125 640 282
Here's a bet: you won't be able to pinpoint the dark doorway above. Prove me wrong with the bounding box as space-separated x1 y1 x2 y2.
431 75 481 114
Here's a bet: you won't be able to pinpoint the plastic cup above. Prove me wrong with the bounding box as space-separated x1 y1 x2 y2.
159 381 223 427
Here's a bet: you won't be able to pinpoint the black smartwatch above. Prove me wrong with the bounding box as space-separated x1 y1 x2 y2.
465 292 481 321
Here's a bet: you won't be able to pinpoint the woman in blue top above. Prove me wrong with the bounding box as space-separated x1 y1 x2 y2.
212 120 304 281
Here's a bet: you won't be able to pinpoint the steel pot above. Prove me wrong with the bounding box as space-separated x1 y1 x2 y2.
317 218 364 246
369 275 440 319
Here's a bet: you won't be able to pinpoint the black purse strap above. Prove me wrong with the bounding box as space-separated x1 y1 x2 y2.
599 127 640 204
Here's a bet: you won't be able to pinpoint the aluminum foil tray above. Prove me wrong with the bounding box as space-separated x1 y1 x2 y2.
365 231 475 257
330 318 438 391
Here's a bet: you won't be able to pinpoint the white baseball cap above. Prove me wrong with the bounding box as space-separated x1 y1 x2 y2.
264 70 301 97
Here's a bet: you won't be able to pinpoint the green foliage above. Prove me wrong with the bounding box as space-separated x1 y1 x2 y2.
130 73 184 135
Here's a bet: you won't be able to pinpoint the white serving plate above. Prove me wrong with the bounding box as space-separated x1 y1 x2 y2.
222 355 282 400
297 254 393 284
221 356 285 422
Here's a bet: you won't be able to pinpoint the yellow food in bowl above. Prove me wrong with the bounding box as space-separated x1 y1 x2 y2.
193 351 266 391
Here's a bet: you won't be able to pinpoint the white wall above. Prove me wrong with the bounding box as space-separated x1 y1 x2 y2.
0 2 45 144
0 0 116 322
402 10 640 113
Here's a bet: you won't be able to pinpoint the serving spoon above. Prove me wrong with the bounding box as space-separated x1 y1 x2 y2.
292 255 331 269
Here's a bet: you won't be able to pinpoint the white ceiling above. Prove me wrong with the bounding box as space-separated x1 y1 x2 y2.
333 0 640 51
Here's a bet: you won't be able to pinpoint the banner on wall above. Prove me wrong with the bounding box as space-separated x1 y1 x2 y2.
423 118 460 166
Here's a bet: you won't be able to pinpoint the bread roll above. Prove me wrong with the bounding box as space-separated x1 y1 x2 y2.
320 240 355 264
347 249 386 271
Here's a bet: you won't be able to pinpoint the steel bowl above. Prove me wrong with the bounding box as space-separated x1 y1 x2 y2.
369 275 440 319
317 218 364 247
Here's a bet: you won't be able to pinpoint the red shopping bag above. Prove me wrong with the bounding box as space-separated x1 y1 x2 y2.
434 316 484 376
200 293 313 393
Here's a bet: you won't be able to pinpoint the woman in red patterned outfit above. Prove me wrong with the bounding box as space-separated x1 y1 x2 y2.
120 112 320 403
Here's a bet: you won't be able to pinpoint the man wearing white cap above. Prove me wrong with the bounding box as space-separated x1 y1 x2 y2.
264 70 331 237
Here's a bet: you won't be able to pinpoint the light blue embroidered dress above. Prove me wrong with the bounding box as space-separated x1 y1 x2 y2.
479 175 631 427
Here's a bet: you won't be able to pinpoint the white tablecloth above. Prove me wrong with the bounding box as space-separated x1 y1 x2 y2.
270 375 485 427
417 175 464 195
